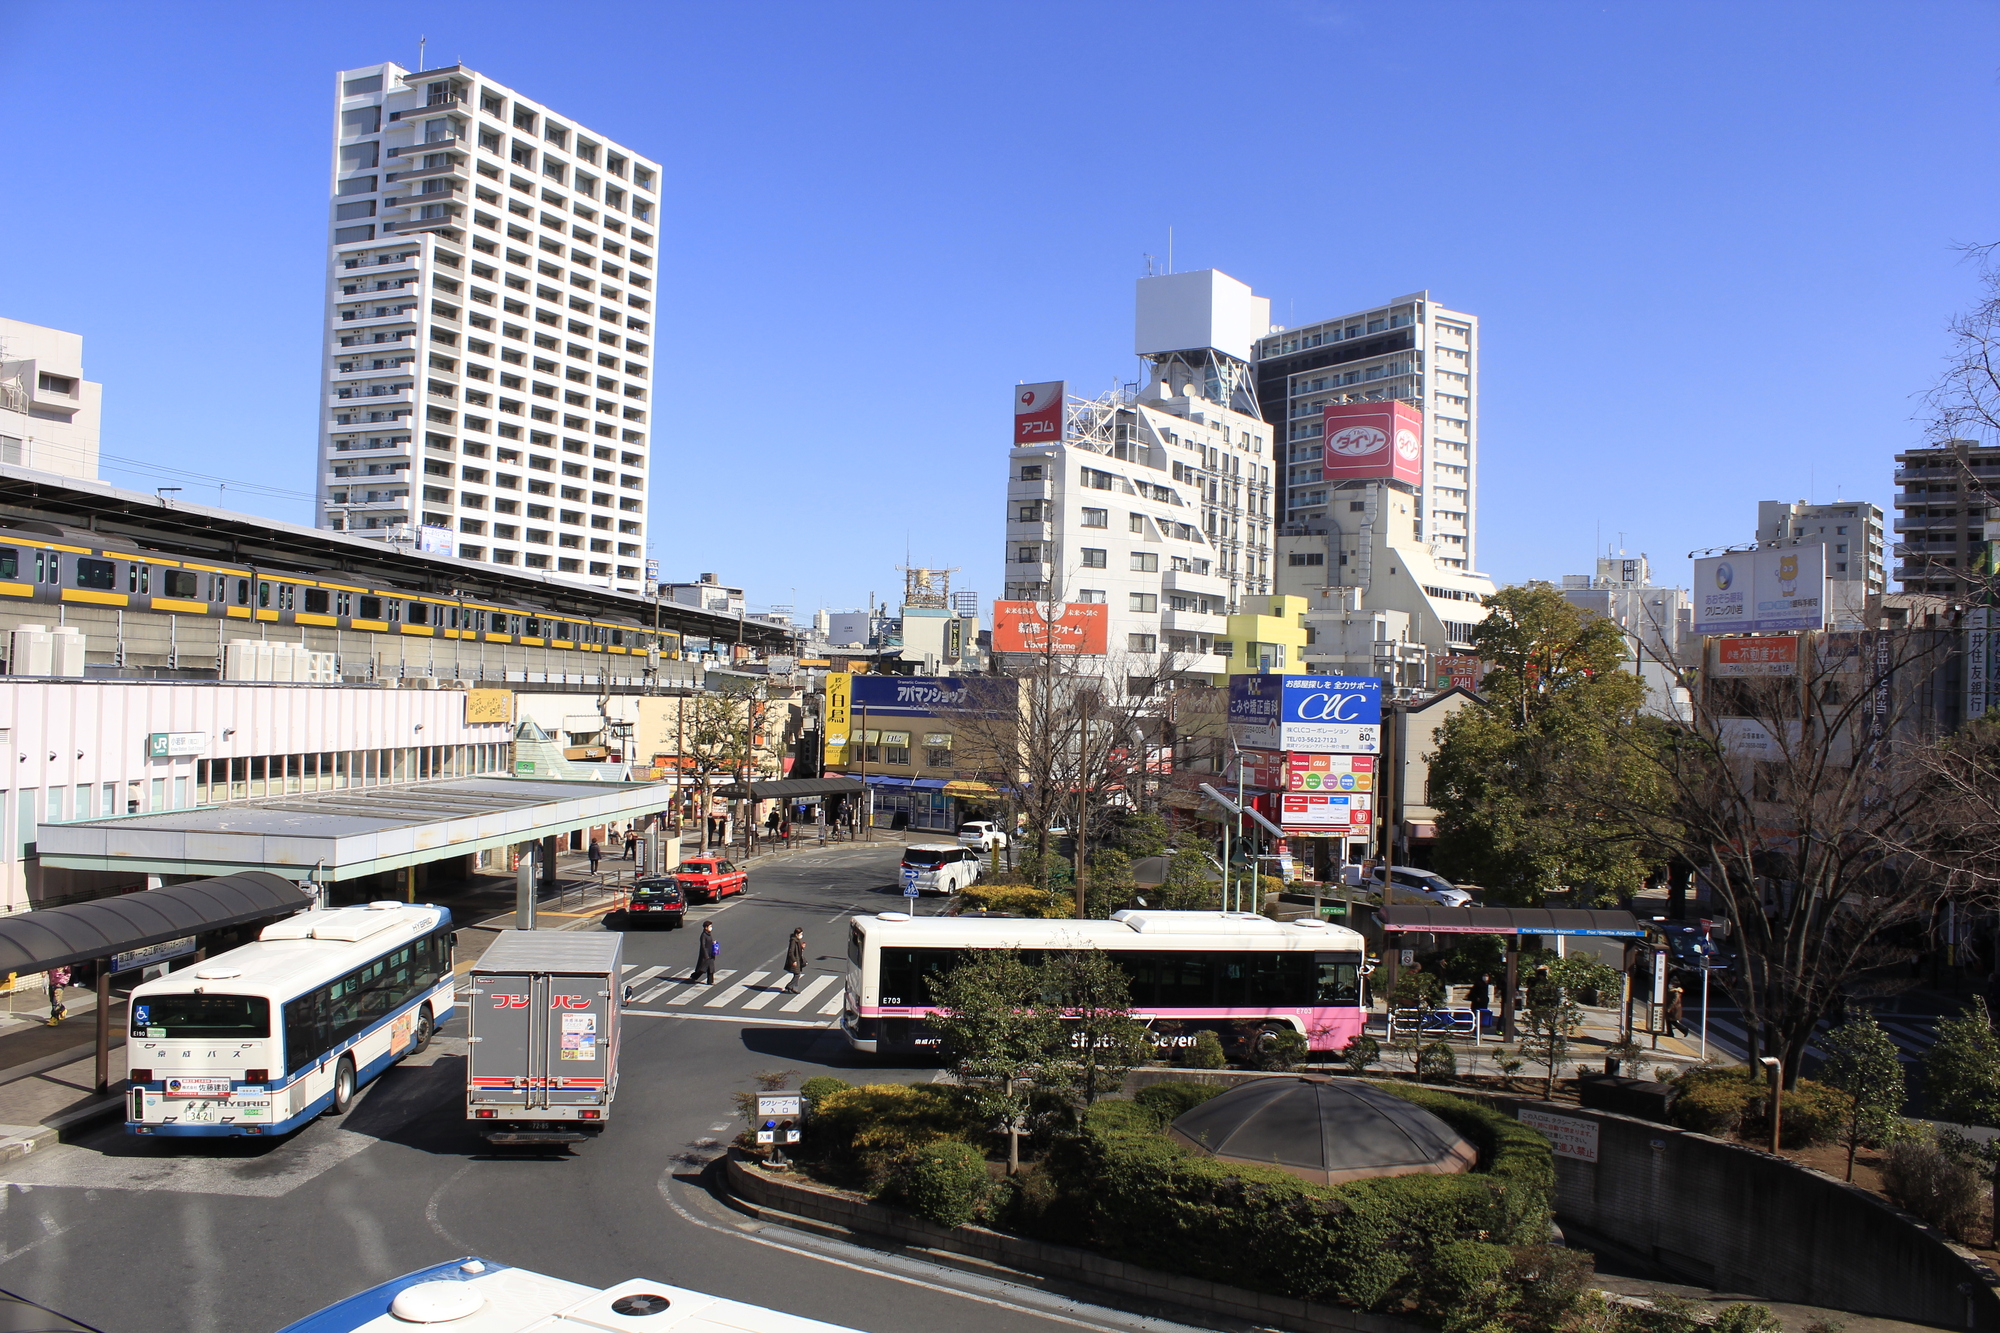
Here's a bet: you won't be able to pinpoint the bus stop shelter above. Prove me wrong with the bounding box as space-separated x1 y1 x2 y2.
1376 905 1650 1039
0 872 309 1094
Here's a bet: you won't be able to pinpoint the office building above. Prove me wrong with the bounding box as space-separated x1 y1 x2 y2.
1004 271 1275 678
0 317 99 481
1559 552 1692 717
319 63 658 592
1892 440 1998 597
1756 499 1886 593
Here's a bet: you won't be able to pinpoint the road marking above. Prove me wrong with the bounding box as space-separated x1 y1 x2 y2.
740 979 792 1011
705 971 771 1007
625 966 667 989
817 992 843 1014
661 970 737 1005
780 974 838 1013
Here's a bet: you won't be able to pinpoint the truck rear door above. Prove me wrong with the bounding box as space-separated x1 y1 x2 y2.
470 970 534 1109
542 970 615 1111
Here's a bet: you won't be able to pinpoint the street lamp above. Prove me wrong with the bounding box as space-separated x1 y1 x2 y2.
1758 1056 1782 1153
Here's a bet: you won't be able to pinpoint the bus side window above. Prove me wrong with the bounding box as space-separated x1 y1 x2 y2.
0 547 14 579
282 988 329 1075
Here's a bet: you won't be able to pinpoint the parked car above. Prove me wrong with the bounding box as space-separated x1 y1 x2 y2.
1357 865 1474 908
671 857 747 903
1657 921 1730 977
899 844 984 896
624 877 687 929
957 821 1010 852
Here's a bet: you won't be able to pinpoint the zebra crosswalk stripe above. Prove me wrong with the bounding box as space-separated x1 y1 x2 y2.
817 991 843 1015
779 974 838 1013
659 969 737 1005
705 971 771 1008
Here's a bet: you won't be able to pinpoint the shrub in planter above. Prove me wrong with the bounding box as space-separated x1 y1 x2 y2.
884 1138 989 1227
1881 1135 1983 1240
800 1076 851 1116
1250 1026 1310 1071
1133 1080 1226 1126
1670 1065 1759 1136
1416 1041 1458 1083
1177 1030 1227 1069
1414 1239 1513 1327
812 1083 982 1184
1342 1034 1381 1075
984 1162 1074 1240
1741 1078 1850 1149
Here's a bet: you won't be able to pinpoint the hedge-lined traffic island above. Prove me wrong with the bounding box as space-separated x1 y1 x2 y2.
730 1078 1790 1331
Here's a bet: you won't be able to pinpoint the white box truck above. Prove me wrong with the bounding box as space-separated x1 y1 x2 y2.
466 932 622 1146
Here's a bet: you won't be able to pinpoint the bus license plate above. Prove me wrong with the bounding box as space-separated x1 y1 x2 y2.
164 1077 232 1098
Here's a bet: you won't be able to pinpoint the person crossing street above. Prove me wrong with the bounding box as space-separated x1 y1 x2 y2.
784 928 806 993
692 921 719 985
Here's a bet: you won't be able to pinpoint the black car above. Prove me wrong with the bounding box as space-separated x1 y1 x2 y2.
1657 921 1728 977
624 877 687 929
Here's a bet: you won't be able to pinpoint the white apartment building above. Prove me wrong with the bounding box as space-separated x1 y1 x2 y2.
1559 552 1693 718
1004 271 1275 678
0 317 100 482
1756 499 1886 592
1256 293 1479 569
318 63 658 593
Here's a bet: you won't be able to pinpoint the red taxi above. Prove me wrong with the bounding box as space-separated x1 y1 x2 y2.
672 857 747 903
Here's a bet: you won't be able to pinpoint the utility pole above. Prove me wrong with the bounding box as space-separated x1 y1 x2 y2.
856 700 869 841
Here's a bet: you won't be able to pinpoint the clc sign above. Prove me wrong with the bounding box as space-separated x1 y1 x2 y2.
1279 675 1382 753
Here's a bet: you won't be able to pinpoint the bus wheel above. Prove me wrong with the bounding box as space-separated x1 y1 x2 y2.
329 1057 357 1115
412 1005 435 1055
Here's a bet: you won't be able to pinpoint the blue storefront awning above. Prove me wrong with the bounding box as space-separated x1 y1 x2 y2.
865 776 948 790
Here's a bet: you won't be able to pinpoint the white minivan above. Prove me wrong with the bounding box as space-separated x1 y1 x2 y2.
899 844 984 896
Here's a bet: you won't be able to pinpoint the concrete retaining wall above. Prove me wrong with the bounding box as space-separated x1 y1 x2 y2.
1128 1069 2000 1328
721 1156 1423 1333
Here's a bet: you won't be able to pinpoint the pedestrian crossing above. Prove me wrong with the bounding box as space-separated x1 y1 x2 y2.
1691 1008 1939 1067
616 961 844 1022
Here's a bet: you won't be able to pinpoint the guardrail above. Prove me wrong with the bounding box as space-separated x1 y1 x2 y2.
1385 1006 1488 1043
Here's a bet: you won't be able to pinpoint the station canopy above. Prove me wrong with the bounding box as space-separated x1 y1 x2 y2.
35 776 670 883
1378 905 1648 938
709 777 867 800
0 872 308 975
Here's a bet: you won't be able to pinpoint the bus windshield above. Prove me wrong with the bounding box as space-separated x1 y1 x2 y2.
132 994 270 1039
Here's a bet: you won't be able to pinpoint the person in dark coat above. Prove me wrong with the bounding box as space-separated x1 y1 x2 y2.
784 928 806 993
587 840 602 873
1663 985 1687 1038
692 921 718 985
1468 974 1493 1013
623 831 638 860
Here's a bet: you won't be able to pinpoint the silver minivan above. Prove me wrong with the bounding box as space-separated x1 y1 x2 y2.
899 844 983 896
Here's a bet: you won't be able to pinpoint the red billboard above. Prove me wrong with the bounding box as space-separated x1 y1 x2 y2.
1321 399 1423 484
1014 381 1064 446
991 600 1108 654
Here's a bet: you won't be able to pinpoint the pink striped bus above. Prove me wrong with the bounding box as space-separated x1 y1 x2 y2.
842 910 1369 1060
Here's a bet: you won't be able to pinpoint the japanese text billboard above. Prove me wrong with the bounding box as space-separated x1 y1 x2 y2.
1281 792 1374 829
991 601 1108 655
1014 381 1064 446
1713 636 1799 677
1279 675 1382 753
1227 674 1282 750
1286 753 1374 792
1693 546 1827 635
1322 400 1423 485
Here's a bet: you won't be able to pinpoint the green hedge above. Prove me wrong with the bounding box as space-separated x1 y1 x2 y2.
1052 1081 1554 1311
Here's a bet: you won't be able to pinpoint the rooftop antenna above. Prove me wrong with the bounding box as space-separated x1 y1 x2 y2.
1142 253 1155 277
1167 226 1174 275
418 35 427 73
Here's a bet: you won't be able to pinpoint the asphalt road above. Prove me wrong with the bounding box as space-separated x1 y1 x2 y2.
0 847 1213 1333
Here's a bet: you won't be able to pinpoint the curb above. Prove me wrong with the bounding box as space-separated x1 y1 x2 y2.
0 1090 126 1163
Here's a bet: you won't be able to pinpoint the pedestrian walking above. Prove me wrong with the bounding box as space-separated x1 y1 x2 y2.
1663 984 1686 1038
587 840 602 874
779 818 793 845
1468 973 1493 1013
784 927 806 993
765 809 781 837
623 830 638 860
46 965 70 1025
692 922 718 985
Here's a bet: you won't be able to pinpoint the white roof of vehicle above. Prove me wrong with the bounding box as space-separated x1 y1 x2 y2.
856 909 1363 950
902 843 964 852
129 904 447 1000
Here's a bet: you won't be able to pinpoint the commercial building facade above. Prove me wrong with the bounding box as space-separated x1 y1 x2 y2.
319 63 658 592
1893 439 1998 598
1757 499 1886 594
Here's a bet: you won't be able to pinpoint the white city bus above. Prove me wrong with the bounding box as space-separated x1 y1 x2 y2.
277 1256 868 1333
843 909 1369 1059
125 901 454 1138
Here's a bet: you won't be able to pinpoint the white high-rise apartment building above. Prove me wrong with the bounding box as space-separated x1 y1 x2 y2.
318 63 659 592
1003 271 1276 677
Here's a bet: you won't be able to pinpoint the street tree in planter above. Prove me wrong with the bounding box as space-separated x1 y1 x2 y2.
1518 956 1620 1100
1924 1000 2000 1234
928 950 1070 1174
1043 947 1153 1105
1816 1012 1906 1182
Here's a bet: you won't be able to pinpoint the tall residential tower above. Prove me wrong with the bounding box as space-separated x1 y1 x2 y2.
319 63 658 592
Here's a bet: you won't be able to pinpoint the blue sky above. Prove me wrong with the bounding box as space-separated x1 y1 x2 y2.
3 1 1996 618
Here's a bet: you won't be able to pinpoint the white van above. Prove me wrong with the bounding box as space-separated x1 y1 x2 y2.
899 844 983 896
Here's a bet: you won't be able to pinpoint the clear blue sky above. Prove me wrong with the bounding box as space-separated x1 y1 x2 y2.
4 1 1996 617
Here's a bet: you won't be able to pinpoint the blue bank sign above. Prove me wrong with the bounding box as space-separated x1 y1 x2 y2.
1279 675 1382 753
